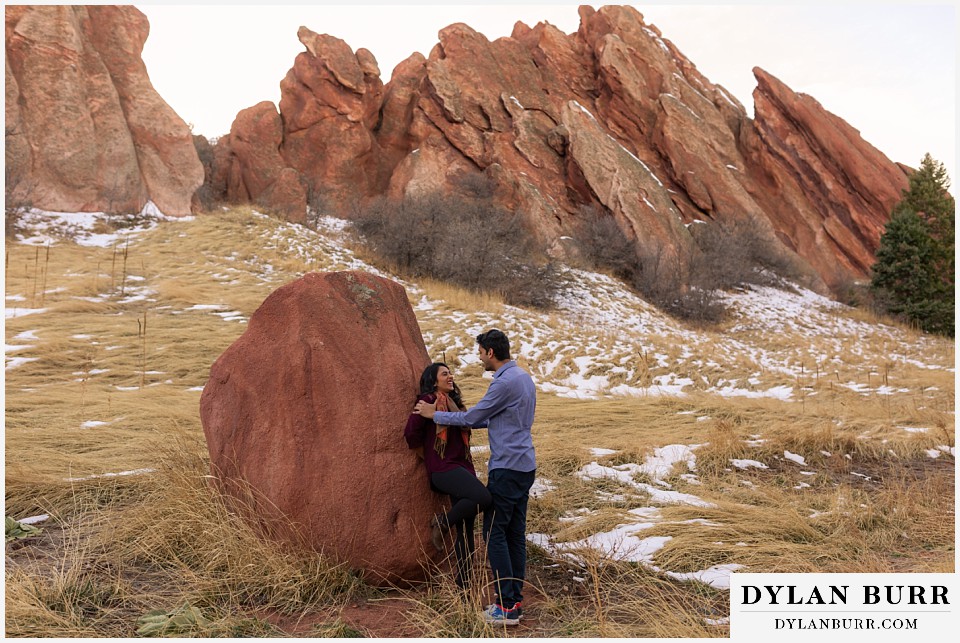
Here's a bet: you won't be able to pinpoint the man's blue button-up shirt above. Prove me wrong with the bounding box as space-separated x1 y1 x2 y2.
432 360 536 473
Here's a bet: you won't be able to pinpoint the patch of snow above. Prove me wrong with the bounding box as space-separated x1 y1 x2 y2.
185 304 226 311
783 451 807 465
65 468 155 482
662 563 744 589
530 478 557 499
716 384 794 400
14 205 174 248
589 447 618 456
6 356 39 370
640 444 698 479
579 460 713 506
559 525 670 564
6 307 48 319
731 459 768 470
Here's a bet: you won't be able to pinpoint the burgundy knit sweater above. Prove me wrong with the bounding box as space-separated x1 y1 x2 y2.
404 393 475 478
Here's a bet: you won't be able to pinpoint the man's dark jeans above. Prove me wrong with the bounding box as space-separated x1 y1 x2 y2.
482 468 535 607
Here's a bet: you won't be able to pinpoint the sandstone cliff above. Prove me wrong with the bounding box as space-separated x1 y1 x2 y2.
213 6 909 291
5 5 202 216
5 5 910 290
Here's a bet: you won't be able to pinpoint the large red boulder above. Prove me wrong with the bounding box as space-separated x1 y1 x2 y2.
199 271 443 585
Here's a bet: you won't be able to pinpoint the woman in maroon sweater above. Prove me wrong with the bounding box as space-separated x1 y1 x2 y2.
404 362 492 589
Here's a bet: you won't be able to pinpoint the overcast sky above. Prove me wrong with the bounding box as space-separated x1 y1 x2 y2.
138 2 956 190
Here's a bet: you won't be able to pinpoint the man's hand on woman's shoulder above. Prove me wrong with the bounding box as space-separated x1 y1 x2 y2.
414 400 436 419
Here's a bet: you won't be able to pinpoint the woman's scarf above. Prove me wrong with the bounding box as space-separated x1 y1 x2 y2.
433 391 471 462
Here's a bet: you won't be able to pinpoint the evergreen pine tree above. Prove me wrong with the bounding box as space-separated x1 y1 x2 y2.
870 154 955 336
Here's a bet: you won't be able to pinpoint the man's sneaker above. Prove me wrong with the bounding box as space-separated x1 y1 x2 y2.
484 602 523 620
482 603 520 626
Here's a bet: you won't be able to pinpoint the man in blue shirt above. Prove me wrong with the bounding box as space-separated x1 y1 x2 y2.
415 329 536 625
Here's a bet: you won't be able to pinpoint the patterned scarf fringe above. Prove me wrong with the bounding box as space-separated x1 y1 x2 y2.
433 391 470 461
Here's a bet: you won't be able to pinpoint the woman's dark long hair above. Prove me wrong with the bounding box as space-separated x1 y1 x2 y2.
418 362 464 410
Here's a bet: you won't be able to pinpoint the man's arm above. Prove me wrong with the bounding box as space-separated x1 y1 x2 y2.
415 379 506 427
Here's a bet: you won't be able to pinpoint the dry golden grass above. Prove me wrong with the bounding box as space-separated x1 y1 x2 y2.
5 206 953 637
417 277 506 315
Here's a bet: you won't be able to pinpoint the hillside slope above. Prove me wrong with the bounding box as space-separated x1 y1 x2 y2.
4 207 954 637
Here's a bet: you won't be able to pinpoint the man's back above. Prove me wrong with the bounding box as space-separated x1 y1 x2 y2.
485 361 536 472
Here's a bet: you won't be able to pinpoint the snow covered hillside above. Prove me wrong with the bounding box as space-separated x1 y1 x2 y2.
10 207 951 405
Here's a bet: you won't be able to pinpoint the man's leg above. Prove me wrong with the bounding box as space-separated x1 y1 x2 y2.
504 470 535 605
484 468 535 608
482 469 517 607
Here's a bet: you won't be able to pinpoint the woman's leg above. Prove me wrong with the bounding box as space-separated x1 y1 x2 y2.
454 512 478 589
430 467 492 527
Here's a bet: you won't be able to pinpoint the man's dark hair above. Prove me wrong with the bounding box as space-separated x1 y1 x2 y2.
476 329 510 361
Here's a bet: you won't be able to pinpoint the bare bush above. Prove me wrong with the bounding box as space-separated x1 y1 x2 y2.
351 192 562 309
571 205 637 278
305 187 335 230
453 172 497 200
573 208 802 324
688 218 801 291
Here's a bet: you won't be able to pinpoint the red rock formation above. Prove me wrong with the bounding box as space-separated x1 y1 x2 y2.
213 5 910 293
4 5 202 216
279 27 384 213
745 68 909 284
199 271 444 585
215 101 307 223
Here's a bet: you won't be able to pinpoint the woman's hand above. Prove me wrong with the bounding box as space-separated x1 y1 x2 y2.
414 400 436 418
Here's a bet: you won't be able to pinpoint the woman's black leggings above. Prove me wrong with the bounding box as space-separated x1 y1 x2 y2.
430 467 493 588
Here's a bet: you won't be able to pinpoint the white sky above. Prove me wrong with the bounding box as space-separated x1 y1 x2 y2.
134 2 956 190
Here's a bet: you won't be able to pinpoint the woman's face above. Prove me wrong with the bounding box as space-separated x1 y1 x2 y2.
436 366 455 394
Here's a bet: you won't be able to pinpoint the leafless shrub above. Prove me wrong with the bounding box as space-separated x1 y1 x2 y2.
305 186 332 230
574 208 802 324
571 204 637 278
453 172 497 200
351 192 562 309
688 218 800 291
659 287 728 325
